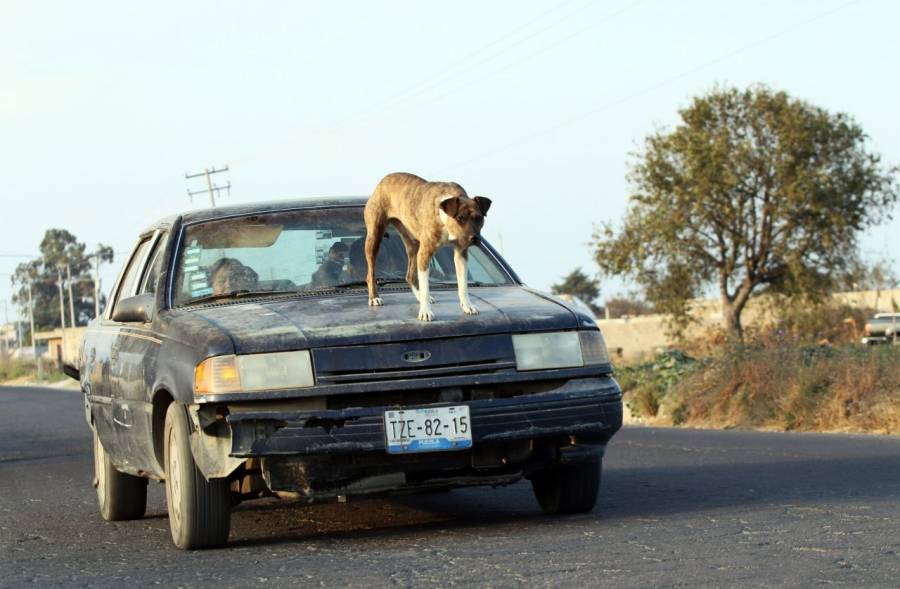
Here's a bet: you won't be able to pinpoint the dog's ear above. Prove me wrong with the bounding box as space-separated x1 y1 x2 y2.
473 196 492 217
439 195 460 217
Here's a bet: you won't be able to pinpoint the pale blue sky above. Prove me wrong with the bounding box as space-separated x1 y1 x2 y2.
2 0 898 318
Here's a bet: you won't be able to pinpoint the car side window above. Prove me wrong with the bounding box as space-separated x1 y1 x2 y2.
112 239 151 310
139 236 167 295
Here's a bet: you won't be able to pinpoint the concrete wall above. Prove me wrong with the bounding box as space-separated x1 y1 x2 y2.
598 289 900 362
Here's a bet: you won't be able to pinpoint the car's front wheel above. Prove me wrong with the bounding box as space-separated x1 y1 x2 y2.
93 428 147 521
164 403 231 549
531 456 601 515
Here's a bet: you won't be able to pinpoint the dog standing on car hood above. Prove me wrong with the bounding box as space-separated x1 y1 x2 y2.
364 172 492 321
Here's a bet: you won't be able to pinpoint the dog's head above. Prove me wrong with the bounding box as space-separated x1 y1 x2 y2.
439 194 492 248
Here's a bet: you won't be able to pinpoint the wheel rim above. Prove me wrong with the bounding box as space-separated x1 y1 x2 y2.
166 425 183 533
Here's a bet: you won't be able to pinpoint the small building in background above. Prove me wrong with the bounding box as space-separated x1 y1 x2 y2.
32 328 86 365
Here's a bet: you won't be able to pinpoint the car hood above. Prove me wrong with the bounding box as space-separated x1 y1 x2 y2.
185 286 586 354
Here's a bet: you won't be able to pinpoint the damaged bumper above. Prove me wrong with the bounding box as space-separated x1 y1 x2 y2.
228 377 622 456
191 376 622 500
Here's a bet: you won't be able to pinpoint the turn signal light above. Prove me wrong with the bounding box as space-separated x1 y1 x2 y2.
195 355 241 394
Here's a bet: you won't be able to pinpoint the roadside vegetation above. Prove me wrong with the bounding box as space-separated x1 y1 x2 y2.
0 357 65 384
618 303 900 434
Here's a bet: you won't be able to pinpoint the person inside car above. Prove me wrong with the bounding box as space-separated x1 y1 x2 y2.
343 233 450 283
310 241 349 287
343 235 407 282
209 258 259 294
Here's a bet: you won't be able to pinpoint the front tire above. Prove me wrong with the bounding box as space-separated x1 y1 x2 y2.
531 456 601 515
93 429 147 521
164 403 231 549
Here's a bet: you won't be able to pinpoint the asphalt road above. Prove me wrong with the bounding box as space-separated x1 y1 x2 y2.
2 386 899 588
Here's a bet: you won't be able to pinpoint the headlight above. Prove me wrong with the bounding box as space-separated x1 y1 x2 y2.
513 332 583 371
512 331 610 371
195 350 315 394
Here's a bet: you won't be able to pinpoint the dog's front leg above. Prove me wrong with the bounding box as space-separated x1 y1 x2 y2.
416 249 435 321
416 267 434 321
454 248 478 315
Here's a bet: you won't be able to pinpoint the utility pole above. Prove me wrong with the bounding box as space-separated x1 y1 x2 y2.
66 263 76 329
1 301 8 357
27 281 42 381
94 252 101 318
57 267 67 366
185 165 231 207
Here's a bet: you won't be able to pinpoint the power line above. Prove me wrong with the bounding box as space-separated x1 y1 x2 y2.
340 0 602 124
402 0 650 120
432 0 861 175
228 0 606 165
336 0 650 136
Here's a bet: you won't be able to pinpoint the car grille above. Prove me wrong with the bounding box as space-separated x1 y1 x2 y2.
312 333 516 384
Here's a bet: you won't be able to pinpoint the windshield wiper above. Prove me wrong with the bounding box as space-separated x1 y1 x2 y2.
188 289 296 305
430 280 495 287
332 278 409 289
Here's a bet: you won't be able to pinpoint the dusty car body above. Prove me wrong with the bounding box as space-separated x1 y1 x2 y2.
75 198 622 549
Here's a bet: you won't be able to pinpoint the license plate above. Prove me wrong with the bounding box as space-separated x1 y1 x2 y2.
384 405 472 454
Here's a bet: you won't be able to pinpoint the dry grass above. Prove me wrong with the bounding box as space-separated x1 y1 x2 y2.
0 356 64 384
618 301 900 434
660 344 900 434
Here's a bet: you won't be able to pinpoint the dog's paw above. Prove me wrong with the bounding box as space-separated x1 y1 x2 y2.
369 297 383 307
461 301 479 315
417 305 434 321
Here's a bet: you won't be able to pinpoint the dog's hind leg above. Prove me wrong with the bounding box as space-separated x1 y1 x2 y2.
454 247 479 315
364 209 386 307
393 222 434 305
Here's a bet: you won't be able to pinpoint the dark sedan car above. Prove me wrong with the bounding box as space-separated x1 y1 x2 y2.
74 198 622 549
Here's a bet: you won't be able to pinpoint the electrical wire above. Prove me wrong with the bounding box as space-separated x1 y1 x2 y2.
230 0 620 165
431 0 861 175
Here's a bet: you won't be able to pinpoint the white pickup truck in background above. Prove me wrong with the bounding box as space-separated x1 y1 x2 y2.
862 312 900 344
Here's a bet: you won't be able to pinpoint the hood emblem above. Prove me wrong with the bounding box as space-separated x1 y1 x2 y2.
401 350 431 363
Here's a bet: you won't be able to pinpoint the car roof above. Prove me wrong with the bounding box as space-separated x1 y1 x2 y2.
141 196 368 234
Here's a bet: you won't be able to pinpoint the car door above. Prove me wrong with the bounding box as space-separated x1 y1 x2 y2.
110 232 169 473
91 235 153 470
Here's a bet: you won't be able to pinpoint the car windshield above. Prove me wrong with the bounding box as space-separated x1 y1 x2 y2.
172 205 513 306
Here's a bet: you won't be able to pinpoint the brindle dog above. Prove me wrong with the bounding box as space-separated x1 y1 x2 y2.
363 172 492 321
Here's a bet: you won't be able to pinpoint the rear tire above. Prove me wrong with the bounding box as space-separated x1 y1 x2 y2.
164 403 231 550
93 429 147 521
531 456 601 515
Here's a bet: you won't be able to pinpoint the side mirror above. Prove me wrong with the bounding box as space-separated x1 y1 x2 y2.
112 293 155 323
63 363 80 381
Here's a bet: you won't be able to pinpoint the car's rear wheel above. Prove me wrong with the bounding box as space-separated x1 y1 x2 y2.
164 403 231 550
531 456 601 515
93 428 147 521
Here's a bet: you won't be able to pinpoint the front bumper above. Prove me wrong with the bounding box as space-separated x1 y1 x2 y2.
226 376 622 457
189 376 622 498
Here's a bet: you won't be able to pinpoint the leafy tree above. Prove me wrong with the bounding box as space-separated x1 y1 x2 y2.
551 267 602 314
11 230 113 330
593 85 898 339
